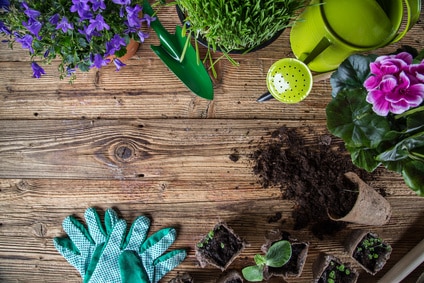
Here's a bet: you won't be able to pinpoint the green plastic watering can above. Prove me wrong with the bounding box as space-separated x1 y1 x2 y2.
290 0 422 72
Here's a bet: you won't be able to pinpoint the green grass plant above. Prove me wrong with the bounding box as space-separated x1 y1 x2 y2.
177 0 306 53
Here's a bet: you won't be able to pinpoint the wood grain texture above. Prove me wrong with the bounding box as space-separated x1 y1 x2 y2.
0 3 423 283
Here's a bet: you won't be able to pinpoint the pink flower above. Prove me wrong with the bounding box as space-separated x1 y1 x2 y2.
364 52 424 116
409 59 424 84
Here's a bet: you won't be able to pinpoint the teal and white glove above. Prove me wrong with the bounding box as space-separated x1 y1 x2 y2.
53 207 120 278
85 215 186 283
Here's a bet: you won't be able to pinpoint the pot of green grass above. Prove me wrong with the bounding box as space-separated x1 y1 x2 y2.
174 0 307 75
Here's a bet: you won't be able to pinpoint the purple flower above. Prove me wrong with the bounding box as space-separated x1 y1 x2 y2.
15 34 34 53
70 0 90 18
112 0 131 5
126 5 142 28
105 34 126 56
22 18 42 39
90 0 106 11
137 31 149 43
67 66 76 76
49 14 60 25
0 20 11 35
21 2 40 19
31 62 45 78
78 25 101 41
364 52 424 116
0 0 9 9
113 58 126 71
86 14 110 35
56 16 74 33
141 14 156 27
90 53 110 68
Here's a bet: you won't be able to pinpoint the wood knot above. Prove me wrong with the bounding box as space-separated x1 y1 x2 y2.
32 223 47 237
114 144 135 162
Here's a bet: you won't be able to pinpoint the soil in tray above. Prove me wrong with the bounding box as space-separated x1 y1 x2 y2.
268 241 307 276
318 260 357 283
251 126 381 239
197 224 245 269
352 233 392 273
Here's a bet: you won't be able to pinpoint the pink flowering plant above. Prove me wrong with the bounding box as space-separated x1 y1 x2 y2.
326 47 424 196
0 0 155 80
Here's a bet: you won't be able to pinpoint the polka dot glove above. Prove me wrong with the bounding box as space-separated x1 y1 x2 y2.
53 207 120 278
83 213 186 283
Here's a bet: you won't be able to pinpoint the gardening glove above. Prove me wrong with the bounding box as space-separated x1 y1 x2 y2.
53 207 120 279
84 214 187 283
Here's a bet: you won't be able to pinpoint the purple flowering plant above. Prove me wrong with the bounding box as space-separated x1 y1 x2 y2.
326 47 424 196
0 0 155 80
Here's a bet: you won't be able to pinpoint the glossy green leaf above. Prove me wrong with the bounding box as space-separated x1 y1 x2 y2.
377 132 424 162
330 54 377 97
402 160 424 196
326 88 390 149
242 265 264 282
265 240 292 268
347 145 381 172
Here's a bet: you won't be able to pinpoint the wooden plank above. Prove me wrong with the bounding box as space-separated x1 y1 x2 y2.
0 119 331 179
0 58 331 120
0 178 423 282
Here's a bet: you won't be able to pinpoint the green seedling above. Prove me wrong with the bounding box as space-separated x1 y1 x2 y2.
242 240 292 282
196 227 218 248
356 234 392 261
327 261 352 283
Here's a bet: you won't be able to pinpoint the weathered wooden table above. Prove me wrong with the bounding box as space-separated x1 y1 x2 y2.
1 4 423 283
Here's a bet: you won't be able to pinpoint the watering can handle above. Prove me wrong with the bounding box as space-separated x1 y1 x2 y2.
389 0 421 44
299 37 331 65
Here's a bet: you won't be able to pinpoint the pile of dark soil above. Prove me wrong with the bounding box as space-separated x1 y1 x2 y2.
252 126 374 239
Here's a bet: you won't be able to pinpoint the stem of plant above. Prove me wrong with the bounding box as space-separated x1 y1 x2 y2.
395 105 424 120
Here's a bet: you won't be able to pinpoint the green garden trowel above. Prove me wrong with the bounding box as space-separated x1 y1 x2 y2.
142 0 214 100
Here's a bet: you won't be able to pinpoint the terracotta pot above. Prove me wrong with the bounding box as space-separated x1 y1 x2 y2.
344 229 392 275
312 253 359 283
261 230 309 280
195 222 247 271
107 39 140 62
327 172 391 226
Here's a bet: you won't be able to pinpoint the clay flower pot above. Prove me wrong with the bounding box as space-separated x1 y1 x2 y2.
344 229 392 275
312 253 359 283
217 270 244 283
328 172 391 226
107 39 140 63
195 222 247 271
261 230 309 280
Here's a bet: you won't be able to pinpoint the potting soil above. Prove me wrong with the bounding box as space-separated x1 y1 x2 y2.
252 126 374 239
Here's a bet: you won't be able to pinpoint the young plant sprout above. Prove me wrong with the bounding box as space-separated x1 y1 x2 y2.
356 235 392 261
326 261 352 283
196 229 215 248
242 240 292 282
